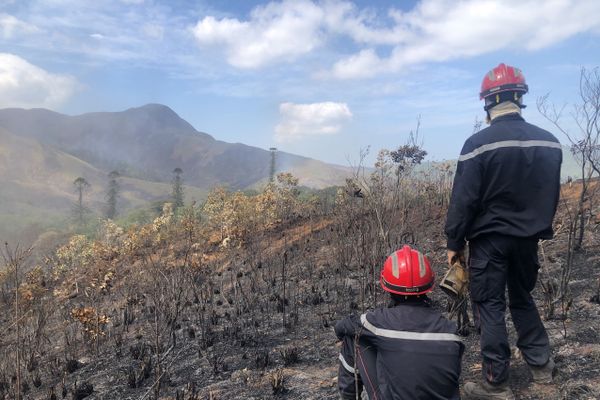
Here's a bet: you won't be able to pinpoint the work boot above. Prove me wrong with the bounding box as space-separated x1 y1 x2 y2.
463 380 515 400
529 358 555 383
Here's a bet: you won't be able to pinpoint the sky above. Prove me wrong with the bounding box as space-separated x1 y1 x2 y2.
1 0 600 166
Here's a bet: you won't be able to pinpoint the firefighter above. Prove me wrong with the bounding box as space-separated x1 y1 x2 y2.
445 63 562 399
335 245 464 400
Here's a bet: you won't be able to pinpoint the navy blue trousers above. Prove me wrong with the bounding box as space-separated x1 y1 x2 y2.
469 234 551 384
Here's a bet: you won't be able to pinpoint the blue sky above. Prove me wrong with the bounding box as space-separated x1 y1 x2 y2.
1 0 600 166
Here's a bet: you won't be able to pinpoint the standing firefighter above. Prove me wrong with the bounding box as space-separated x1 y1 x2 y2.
335 245 464 400
445 63 562 399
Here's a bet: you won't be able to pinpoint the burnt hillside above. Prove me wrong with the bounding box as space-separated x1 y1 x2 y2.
0 173 599 400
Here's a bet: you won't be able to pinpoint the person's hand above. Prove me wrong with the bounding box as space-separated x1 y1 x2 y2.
447 249 465 266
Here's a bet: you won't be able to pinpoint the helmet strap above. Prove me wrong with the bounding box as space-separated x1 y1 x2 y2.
389 293 430 307
484 91 525 111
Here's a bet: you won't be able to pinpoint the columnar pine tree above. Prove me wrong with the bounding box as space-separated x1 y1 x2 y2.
105 170 120 219
269 147 277 183
172 167 184 209
73 176 91 226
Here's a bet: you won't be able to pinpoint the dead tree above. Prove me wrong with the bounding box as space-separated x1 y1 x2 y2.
538 66 600 249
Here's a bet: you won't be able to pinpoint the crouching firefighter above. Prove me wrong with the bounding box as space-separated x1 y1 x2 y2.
335 245 464 400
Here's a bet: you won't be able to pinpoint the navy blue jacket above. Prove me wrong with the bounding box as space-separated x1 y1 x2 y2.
445 113 562 251
335 301 464 400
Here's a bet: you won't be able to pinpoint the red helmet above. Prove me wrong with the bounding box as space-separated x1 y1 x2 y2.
380 245 434 296
480 63 528 100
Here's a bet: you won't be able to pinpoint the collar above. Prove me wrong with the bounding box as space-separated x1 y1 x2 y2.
490 113 525 125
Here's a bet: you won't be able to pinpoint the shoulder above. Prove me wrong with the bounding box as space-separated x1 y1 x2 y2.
459 126 496 156
520 120 561 143
362 307 387 324
362 306 463 343
367 304 450 329
459 119 562 162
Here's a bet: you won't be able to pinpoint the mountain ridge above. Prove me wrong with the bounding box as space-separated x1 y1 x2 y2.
0 104 350 189
0 104 354 240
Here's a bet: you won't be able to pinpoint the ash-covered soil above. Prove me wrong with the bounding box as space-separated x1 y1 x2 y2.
3 191 600 400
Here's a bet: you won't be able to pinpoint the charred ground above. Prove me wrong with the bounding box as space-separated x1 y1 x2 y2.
1 172 599 400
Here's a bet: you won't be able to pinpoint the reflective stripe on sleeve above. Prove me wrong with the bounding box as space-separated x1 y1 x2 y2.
339 353 355 374
360 314 462 342
458 140 562 162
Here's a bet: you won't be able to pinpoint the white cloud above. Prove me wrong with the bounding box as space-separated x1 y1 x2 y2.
321 2 410 46
0 53 78 109
191 0 411 70
0 13 39 38
330 48 383 80
190 0 600 76
192 0 325 68
275 101 352 142
3 0 600 86
330 0 600 79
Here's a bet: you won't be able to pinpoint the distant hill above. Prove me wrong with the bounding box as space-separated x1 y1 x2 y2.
0 125 206 242
0 104 352 189
0 104 354 241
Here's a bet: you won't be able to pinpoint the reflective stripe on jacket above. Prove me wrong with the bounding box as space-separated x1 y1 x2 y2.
445 113 562 251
